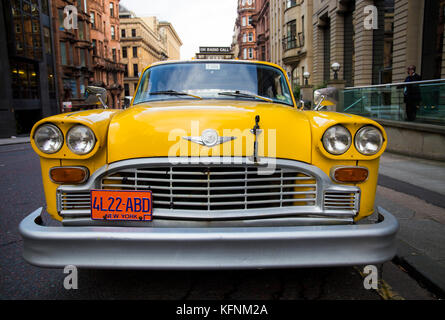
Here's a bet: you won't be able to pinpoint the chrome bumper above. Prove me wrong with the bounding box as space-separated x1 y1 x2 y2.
19 207 399 269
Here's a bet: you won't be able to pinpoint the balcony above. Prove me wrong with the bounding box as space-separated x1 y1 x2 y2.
282 33 306 65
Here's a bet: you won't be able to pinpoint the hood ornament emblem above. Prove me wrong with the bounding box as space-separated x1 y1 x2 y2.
183 129 236 147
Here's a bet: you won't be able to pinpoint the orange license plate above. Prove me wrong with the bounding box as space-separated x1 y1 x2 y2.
91 190 153 221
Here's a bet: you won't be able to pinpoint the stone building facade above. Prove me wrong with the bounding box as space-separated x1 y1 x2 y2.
119 6 182 98
51 0 93 110
88 0 125 108
235 0 257 60
251 0 270 61
51 0 124 111
265 0 445 88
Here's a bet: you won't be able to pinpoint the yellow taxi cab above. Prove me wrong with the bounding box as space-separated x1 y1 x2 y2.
19 60 398 269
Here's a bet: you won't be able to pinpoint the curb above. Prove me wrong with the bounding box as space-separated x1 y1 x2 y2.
393 239 445 299
0 137 30 146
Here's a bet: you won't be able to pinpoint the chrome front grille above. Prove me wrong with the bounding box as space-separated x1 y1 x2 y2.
59 192 90 210
100 166 317 211
324 191 360 212
56 158 361 226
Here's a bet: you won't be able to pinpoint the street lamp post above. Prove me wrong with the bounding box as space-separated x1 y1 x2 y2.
303 72 310 85
331 62 341 80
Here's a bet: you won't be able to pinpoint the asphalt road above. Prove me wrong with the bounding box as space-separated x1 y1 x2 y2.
0 144 436 300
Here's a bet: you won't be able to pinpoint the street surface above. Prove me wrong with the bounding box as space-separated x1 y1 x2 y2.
0 144 437 300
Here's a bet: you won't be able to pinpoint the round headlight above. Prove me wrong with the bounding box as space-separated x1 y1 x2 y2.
322 125 352 155
66 125 96 155
34 124 63 154
355 126 384 155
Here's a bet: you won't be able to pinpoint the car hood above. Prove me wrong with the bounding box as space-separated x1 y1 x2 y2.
107 100 312 163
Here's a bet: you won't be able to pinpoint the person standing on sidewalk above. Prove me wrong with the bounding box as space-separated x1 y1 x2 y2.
404 65 422 121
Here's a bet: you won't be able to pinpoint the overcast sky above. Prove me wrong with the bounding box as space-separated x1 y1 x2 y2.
119 0 238 60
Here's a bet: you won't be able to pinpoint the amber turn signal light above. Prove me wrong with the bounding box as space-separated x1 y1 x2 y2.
49 167 89 184
332 167 369 183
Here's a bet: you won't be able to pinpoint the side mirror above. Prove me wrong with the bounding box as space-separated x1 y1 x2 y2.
313 87 339 111
123 96 132 109
85 86 108 109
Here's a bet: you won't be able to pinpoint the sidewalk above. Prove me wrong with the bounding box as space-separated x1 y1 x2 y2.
377 152 445 298
0 136 30 146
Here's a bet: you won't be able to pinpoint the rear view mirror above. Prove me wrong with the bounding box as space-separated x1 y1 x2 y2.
85 86 108 109
314 87 339 111
123 96 132 109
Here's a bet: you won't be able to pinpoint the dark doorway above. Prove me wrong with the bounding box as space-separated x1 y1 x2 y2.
422 0 445 80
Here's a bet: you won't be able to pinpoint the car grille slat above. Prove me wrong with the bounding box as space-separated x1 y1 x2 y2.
57 160 361 224
98 166 317 211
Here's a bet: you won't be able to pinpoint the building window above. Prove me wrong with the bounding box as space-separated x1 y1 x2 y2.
242 16 246 27
287 0 297 9
124 83 130 96
78 20 84 40
124 64 128 77
133 64 138 77
248 16 252 26
121 29 126 38
122 47 127 58
248 32 253 42
10 60 39 99
285 20 297 50
243 33 247 43
110 2 114 17
132 29 136 37
80 48 86 67
248 48 253 59
111 26 115 39
60 42 67 65
133 46 138 57
92 39 97 55
90 12 95 29
65 79 78 98
243 48 247 60
42 0 50 16
112 48 116 61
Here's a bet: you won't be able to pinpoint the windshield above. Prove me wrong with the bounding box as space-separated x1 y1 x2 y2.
133 62 294 106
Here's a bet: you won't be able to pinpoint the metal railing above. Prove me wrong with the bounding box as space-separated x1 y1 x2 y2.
338 79 445 126
282 32 305 51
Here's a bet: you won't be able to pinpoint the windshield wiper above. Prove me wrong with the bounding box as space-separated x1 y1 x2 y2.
218 91 274 103
149 90 202 100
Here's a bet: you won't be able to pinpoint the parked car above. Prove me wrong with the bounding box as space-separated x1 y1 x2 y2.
19 60 398 269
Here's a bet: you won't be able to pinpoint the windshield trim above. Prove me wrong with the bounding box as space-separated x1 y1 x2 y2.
132 61 296 108
133 97 295 107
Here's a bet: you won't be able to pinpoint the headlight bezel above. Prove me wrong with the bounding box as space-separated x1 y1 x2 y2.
33 123 64 154
322 125 352 155
66 124 97 155
354 125 384 156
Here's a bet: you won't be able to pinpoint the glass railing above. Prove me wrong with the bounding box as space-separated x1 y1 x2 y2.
339 80 445 126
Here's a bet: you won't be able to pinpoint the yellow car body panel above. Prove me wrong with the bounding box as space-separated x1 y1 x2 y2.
107 101 312 163
30 60 386 223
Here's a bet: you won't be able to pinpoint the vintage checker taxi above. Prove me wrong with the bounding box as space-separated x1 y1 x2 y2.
19 60 398 269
